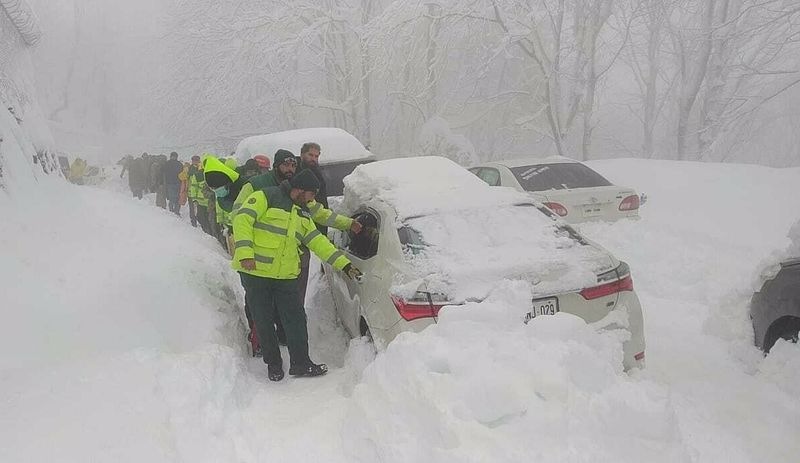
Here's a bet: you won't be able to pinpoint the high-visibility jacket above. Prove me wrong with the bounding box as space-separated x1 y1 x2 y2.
232 170 354 232
232 183 351 279
188 166 208 206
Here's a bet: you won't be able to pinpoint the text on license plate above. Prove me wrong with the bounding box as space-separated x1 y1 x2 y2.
524 297 559 323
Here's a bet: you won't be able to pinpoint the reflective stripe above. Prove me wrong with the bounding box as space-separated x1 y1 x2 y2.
239 208 258 219
254 223 288 235
295 232 304 243
254 255 274 264
235 240 253 248
308 203 322 214
324 213 342 227
304 229 322 244
326 250 345 265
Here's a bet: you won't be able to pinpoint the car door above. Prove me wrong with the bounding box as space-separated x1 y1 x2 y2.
331 209 383 337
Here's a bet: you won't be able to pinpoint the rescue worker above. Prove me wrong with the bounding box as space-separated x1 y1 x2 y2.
231 150 362 351
233 169 363 381
188 155 212 233
203 156 249 252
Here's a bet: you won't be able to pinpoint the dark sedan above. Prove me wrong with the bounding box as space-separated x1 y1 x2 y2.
751 258 800 352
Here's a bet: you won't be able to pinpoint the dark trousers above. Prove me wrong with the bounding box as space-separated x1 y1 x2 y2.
195 204 212 235
166 183 180 214
189 199 198 226
240 273 310 367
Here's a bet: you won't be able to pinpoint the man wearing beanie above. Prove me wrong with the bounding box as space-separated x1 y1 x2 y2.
231 149 363 355
232 169 363 381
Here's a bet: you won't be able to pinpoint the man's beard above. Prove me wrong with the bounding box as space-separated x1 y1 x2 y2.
277 169 294 181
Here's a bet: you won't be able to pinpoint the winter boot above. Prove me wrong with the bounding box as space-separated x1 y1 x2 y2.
268 364 284 382
289 362 328 377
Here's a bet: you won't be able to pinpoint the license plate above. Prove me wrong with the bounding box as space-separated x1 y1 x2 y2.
524 297 559 323
581 206 604 217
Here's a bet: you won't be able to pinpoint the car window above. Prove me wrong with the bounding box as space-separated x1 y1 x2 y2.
347 211 379 259
474 167 501 186
319 159 374 196
509 163 612 191
398 225 427 255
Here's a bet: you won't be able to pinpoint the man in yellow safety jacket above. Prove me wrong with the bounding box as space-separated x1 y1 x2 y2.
233 169 362 381
188 155 212 234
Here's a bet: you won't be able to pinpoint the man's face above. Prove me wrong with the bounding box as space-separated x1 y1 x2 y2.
301 147 321 167
191 159 200 166
289 188 316 206
277 158 297 179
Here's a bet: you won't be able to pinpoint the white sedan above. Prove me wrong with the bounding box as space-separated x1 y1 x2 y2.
324 156 646 370
469 157 641 223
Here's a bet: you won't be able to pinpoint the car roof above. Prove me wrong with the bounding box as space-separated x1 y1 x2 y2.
478 156 581 169
234 128 374 166
341 156 529 220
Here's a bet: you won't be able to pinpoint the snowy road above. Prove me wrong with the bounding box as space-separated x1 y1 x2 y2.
2 159 799 462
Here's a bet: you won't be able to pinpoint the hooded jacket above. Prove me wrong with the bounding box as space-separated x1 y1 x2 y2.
203 156 248 212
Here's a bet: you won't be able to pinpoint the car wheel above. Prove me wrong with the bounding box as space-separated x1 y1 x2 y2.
763 316 800 353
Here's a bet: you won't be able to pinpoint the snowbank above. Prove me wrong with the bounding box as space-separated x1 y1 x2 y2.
345 281 688 463
234 127 373 165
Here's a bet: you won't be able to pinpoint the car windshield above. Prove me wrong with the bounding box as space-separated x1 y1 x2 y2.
320 159 374 196
509 163 612 192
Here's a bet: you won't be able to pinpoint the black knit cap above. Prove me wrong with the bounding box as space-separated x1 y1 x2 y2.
289 169 320 193
273 149 296 166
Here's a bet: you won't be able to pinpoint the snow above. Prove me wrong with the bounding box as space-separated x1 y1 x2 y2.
396 204 609 302
2 157 800 462
342 155 528 219
234 127 373 165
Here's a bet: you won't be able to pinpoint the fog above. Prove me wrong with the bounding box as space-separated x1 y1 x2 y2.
25 0 800 166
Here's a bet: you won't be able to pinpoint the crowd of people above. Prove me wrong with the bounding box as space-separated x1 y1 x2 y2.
120 143 363 382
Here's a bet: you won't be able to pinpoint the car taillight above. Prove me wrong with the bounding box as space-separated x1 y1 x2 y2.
580 262 635 300
543 202 568 217
619 195 640 211
391 292 451 321
634 351 645 361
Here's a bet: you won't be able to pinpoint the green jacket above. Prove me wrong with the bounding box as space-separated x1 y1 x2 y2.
232 183 351 279
233 170 354 232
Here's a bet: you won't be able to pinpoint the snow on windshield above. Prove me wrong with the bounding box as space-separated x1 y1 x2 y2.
234 127 372 165
342 156 528 219
393 204 609 302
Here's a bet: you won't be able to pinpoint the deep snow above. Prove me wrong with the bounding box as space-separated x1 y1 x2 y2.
1 158 799 462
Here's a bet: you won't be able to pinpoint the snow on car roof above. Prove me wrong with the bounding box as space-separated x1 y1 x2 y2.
342 156 529 219
234 128 374 165
487 156 580 168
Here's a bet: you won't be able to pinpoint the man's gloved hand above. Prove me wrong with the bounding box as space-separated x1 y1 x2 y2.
343 263 363 281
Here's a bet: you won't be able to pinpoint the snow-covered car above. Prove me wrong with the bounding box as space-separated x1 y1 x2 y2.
234 127 376 196
469 157 641 223
324 156 646 370
751 259 800 352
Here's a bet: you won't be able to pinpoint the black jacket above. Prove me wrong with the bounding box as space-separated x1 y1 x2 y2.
162 159 184 185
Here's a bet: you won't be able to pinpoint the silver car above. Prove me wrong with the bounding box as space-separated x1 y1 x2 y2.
470 157 641 223
324 157 646 370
